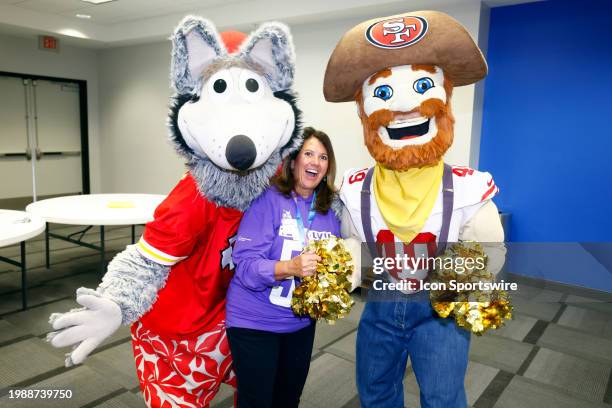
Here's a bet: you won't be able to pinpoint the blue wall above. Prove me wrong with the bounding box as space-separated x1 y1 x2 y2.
480 0 612 242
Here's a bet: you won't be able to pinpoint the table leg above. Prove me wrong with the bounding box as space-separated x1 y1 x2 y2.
21 241 27 310
131 225 136 244
45 222 50 269
100 225 105 274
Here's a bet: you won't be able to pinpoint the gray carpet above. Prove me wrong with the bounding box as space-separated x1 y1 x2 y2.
0 225 611 407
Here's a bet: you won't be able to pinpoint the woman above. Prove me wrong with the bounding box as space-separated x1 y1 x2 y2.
226 127 340 408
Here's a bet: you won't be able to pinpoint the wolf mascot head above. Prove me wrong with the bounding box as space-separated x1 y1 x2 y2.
169 17 302 210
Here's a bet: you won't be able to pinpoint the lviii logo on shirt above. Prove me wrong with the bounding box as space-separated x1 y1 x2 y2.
278 211 333 241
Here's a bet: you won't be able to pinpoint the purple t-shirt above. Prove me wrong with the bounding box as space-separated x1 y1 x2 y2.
226 187 341 333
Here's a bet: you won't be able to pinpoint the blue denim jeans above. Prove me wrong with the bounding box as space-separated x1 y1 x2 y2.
356 294 470 408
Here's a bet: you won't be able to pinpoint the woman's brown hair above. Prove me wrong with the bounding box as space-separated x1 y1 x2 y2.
272 127 337 213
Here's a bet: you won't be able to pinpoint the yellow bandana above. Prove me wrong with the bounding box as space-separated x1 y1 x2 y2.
373 161 443 243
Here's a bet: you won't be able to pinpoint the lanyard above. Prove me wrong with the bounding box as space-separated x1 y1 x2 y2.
292 190 317 247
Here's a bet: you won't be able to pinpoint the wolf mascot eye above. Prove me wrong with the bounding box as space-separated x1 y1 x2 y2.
213 77 228 93
245 78 260 93
47 16 302 407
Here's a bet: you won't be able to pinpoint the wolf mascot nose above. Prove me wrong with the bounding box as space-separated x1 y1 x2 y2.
226 134 257 170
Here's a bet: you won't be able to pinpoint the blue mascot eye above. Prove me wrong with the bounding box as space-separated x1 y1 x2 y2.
413 77 434 94
374 85 393 101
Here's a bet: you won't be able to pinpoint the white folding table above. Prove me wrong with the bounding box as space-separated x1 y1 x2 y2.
26 194 165 273
0 210 46 309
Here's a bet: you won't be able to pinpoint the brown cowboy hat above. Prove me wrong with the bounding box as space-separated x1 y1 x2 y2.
323 10 487 102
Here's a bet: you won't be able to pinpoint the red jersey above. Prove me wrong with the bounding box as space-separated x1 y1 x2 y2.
136 173 242 339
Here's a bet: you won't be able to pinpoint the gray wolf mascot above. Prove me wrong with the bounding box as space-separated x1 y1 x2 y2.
48 16 302 408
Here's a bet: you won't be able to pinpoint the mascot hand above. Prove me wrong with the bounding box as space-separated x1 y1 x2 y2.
47 293 122 367
460 200 507 275
344 237 363 292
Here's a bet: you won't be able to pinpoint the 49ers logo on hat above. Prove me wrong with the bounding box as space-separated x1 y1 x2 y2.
366 16 428 49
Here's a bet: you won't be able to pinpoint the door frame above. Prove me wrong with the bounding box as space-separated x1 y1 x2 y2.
0 71 90 194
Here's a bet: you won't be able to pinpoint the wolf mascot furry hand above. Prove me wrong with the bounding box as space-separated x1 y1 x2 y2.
47 17 302 407
324 11 505 408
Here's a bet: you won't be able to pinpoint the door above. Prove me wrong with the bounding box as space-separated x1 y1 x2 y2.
0 73 88 209
0 76 34 201
33 79 83 198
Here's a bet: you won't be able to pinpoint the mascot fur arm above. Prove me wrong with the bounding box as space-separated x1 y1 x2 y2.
459 200 507 275
49 247 170 327
96 245 170 325
47 247 170 366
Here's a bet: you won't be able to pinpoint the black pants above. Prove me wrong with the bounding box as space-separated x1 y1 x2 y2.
227 322 316 408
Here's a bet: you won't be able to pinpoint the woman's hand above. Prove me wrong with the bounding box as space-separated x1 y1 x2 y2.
275 250 321 279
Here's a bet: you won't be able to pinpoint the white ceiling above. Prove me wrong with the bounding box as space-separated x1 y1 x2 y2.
1 0 239 24
0 0 540 48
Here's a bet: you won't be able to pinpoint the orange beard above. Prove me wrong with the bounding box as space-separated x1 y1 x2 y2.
356 85 455 171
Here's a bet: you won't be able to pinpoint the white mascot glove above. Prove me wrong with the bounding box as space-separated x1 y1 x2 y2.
344 237 364 292
340 206 367 292
460 200 507 275
47 292 122 367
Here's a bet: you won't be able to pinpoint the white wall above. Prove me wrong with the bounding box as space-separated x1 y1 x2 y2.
97 41 185 194
0 33 102 193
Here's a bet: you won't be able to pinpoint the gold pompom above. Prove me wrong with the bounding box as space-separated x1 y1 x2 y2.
430 242 513 335
291 237 355 324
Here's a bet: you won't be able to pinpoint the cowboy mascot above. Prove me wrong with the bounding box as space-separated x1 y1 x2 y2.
324 11 506 408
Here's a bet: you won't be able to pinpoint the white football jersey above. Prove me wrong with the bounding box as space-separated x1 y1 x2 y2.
339 165 499 290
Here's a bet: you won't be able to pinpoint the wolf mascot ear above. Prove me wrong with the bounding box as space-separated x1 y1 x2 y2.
171 17 227 94
171 17 295 94
238 23 295 92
